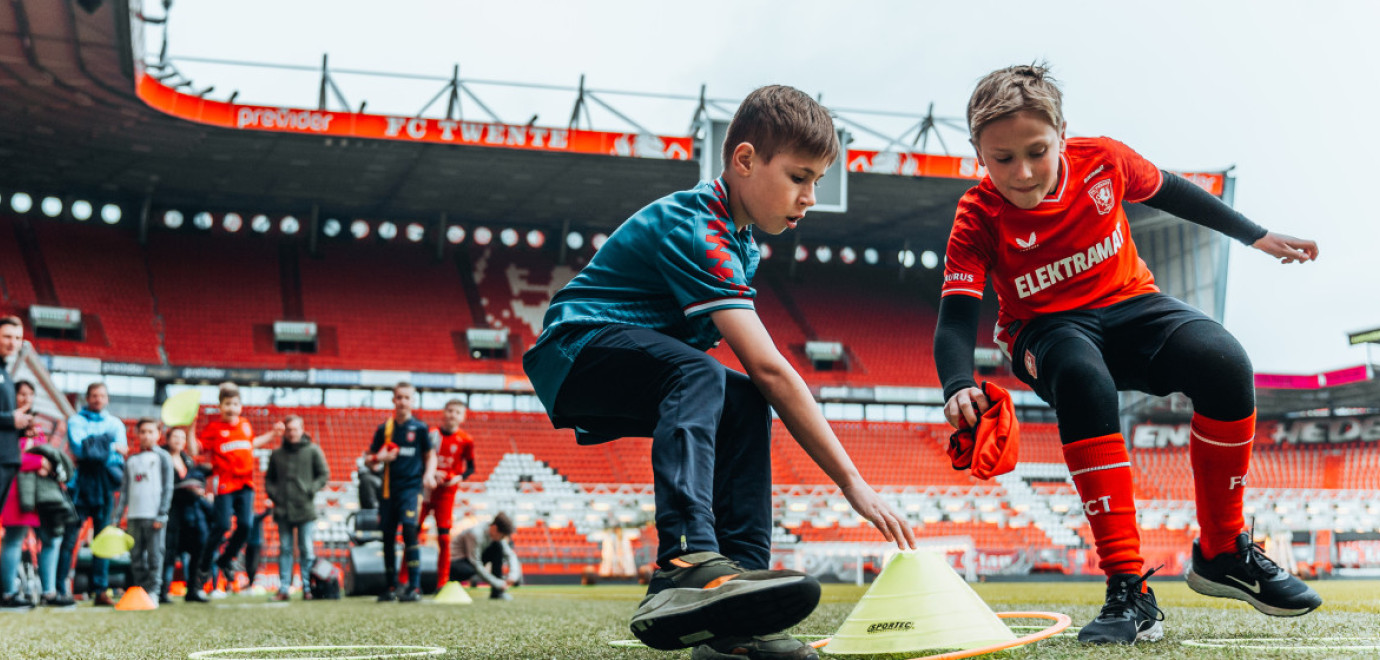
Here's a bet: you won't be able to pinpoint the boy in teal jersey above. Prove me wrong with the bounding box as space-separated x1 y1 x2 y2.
525 85 915 660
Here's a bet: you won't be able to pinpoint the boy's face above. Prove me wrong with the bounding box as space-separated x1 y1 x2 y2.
442 404 466 429
973 110 1065 210
393 388 415 415
728 145 831 236
489 524 508 542
137 423 160 449
221 396 242 420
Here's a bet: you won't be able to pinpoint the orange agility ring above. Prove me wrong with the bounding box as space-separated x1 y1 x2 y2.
811 611 1072 659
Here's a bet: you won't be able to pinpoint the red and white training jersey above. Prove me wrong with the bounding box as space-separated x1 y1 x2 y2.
431 427 475 482
941 137 1164 355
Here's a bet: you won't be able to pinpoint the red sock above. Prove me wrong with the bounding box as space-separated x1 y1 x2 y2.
1191 411 1255 559
436 533 451 584
1063 434 1143 577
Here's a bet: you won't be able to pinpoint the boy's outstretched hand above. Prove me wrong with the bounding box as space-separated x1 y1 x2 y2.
842 483 917 550
1253 232 1318 264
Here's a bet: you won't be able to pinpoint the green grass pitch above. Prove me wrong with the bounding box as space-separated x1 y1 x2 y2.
3 581 1379 659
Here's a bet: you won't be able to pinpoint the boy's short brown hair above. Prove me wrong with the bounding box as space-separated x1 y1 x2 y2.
218 381 240 403
444 398 466 410
0 315 21 329
136 417 160 431
492 512 514 536
723 85 839 167
967 63 1063 144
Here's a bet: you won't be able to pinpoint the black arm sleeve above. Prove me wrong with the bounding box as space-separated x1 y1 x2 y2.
934 295 982 401
1143 171 1268 245
461 458 475 481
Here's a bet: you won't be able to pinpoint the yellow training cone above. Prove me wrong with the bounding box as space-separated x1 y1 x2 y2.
115 586 158 611
160 389 201 427
433 581 473 604
823 550 1016 655
91 526 135 559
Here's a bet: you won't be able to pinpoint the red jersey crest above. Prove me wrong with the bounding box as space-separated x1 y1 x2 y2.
1088 179 1115 215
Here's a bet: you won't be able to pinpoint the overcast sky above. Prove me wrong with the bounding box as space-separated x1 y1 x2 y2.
154 0 1380 375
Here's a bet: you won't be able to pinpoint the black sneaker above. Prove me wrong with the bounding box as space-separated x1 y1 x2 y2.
0 593 35 612
691 633 819 660
41 593 76 609
376 587 397 603
1187 533 1322 616
629 552 821 651
185 589 209 603
397 587 421 603
1077 570 1164 644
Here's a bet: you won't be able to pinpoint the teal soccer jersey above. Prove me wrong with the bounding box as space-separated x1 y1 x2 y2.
524 177 759 415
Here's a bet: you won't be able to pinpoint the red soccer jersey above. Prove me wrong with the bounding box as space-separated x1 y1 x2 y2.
200 419 256 494
941 137 1164 355
433 428 475 481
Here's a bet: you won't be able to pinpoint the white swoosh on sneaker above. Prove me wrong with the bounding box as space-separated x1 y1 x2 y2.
1226 575 1262 594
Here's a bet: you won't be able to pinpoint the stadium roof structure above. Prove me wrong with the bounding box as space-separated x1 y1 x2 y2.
0 0 1232 254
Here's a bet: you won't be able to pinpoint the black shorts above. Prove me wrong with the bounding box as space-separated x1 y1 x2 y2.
379 488 424 530
1010 293 1214 405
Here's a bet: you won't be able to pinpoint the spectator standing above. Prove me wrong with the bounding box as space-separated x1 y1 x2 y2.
264 415 329 601
57 381 127 606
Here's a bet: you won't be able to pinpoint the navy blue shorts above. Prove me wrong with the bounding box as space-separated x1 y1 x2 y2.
1010 293 1214 405
379 488 424 530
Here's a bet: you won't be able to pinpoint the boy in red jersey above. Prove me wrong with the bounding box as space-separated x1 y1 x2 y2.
934 64 1321 645
191 382 277 601
420 399 473 588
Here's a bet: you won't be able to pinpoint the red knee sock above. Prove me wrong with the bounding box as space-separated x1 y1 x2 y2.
437 533 451 584
1190 411 1255 559
1063 433 1143 577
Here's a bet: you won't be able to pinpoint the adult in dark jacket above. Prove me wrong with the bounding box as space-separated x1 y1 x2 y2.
161 428 211 604
264 415 329 600
0 316 36 611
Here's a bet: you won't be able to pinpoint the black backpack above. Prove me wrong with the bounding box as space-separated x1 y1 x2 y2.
309 558 342 600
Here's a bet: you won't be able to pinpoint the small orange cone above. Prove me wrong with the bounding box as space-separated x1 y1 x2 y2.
115 586 158 611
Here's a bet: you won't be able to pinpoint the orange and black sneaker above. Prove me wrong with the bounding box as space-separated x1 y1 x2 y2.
629 552 820 651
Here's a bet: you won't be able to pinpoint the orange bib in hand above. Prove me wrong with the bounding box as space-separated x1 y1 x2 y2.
947 382 1020 480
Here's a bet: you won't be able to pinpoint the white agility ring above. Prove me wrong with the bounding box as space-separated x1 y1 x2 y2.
609 635 830 649
188 646 446 660
1182 638 1380 652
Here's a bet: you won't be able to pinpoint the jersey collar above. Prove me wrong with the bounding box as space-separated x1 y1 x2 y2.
1038 152 1071 205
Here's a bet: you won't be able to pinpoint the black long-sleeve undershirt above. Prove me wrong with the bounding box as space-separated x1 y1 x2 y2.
932 170 1267 401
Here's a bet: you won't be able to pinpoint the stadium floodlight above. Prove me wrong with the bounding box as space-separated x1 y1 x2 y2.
526 230 545 248
251 214 271 233
565 231 583 250
499 228 519 247
350 219 370 239
815 246 832 263
322 218 341 238
592 233 608 250
840 246 856 264
920 250 940 269
100 203 121 224
405 223 424 242
9 192 32 213
864 248 879 265
794 245 808 262
899 249 916 268
445 225 465 244
71 200 93 221
224 212 243 233
281 215 301 235
473 226 493 246
40 196 62 218
193 211 214 230
378 221 398 241
163 209 184 228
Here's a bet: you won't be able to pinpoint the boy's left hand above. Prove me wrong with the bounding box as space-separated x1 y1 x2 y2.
153 521 163 530
1253 232 1318 264
841 483 917 551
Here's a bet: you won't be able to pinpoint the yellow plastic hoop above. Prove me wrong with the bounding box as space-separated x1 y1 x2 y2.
812 611 1072 658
